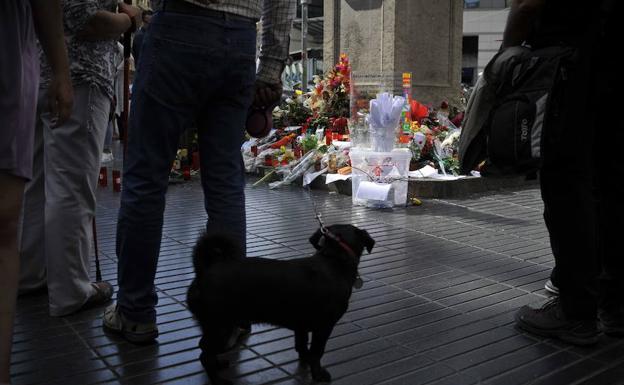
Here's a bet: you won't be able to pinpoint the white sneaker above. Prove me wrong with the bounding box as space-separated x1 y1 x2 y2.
544 279 559 296
101 152 114 163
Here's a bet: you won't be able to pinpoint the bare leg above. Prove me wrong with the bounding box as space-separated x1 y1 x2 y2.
0 172 26 383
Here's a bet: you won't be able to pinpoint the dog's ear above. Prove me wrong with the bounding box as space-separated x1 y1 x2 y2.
309 228 324 250
359 229 375 253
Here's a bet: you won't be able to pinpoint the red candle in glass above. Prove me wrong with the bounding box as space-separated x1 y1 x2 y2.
98 167 107 187
192 151 200 170
112 170 121 192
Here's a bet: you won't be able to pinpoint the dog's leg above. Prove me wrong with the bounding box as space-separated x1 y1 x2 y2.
199 332 233 385
295 329 310 362
309 325 334 382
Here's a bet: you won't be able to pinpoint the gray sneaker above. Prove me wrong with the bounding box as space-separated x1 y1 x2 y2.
103 304 159 344
515 298 599 346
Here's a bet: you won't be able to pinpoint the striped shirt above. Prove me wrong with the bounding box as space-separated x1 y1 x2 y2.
167 0 296 84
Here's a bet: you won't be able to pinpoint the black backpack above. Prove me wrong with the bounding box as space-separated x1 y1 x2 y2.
461 0 615 177
480 45 576 176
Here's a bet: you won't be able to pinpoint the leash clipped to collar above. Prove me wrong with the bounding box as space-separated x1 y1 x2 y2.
305 186 363 289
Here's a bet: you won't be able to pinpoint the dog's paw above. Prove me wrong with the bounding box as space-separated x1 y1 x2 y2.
311 367 331 383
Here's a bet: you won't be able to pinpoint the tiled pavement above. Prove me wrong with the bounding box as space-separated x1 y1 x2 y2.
11 177 624 385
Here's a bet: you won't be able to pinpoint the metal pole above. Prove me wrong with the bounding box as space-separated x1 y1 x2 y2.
92 218 102 282
301 0 309 92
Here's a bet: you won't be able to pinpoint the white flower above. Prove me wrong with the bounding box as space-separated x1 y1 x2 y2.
413 132 426 148
441 130 460 148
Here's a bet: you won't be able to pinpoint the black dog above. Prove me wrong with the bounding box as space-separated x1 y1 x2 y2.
187 224 374 385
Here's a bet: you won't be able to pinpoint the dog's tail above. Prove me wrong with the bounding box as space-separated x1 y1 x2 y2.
193 232 244 277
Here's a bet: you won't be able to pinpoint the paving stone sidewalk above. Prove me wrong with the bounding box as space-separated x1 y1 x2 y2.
11 178 624 385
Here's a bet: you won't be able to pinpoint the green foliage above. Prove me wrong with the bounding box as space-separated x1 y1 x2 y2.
301 135 318 153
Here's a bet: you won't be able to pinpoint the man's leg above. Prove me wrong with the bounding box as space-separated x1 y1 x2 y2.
43 85 111 316
515 59 600 345
596 48 624 335
111 12 195 333
540 167 599 318
197 23 256 255
0 172 25 383
197 103 250 254
598 154 624 335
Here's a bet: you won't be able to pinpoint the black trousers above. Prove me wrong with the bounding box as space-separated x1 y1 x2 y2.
540 43 623 320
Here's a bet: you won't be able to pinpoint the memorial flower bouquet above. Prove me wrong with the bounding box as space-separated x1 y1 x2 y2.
307 53 351 120
272 93 311 130
409 106 461 175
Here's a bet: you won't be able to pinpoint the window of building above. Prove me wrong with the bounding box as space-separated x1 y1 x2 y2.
464 0 510 9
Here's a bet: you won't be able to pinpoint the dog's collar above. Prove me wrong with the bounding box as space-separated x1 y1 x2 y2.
322 228 357 259
320 227 363 289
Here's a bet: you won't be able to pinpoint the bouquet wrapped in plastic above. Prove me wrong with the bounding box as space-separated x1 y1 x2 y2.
268 150 320 189
369 93 405 152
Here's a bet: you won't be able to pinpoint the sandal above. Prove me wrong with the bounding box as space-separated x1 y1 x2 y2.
103 304 159 344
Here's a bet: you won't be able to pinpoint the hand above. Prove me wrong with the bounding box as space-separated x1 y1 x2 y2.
47 73 74 127
253 81 282 109
118 2 142 32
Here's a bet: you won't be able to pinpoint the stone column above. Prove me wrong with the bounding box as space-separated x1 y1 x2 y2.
324 0 463 105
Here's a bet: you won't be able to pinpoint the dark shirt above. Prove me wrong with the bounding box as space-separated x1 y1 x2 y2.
528 0 597 48
132 27 146 68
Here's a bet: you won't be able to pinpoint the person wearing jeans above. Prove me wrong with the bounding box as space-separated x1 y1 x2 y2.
103 0 295 343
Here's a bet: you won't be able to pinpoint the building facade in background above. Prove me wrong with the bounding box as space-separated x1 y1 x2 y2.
462 0 511 85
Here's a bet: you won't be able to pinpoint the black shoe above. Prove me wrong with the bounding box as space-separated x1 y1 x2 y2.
599 307 624 337
515 298 599 346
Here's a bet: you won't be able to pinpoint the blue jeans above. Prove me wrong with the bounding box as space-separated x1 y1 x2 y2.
116 11 256 323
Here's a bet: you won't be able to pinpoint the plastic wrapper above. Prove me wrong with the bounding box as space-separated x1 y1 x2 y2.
369 93 405 152
436 112 459 131
349 111 370 148
349 148 411 208
433 129 461 176
268 150 319 189
319 146 350 171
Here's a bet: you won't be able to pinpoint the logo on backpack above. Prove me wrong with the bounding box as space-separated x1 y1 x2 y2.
520 118 529 142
